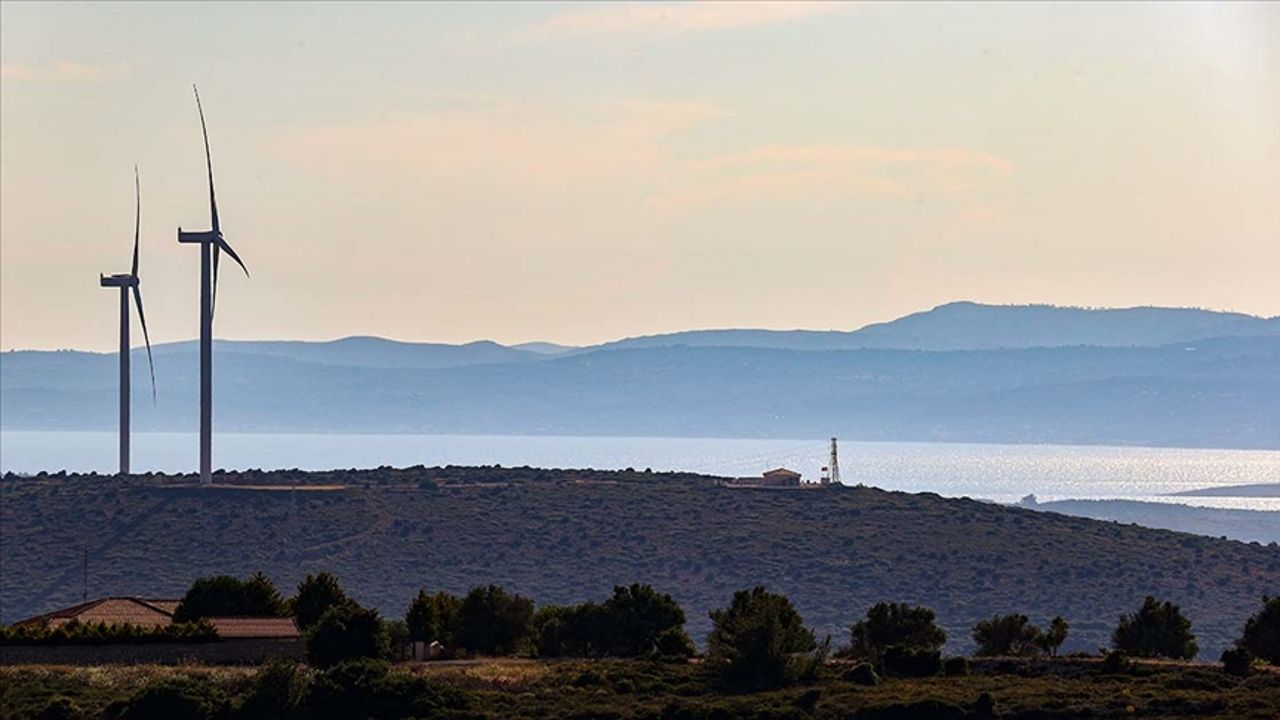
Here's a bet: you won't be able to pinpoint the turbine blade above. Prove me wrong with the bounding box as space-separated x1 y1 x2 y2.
211 241 221 321
132 286 157 403
216 237 249 278
131 166 140 278
193 85 219 233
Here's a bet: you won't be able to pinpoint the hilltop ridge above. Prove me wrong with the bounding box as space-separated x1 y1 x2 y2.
2 466 1275 659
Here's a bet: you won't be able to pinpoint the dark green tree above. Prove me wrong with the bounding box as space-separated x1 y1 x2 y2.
600 583 687 657
1237 595 1279 665
405 589 462 646
705 586 816 691
291 573 351 630
1112 596 1198 660
1040 616 1069 657
306 603 390 668
972 614 1043 657
849 602 946 661
455 585 534 656
533 602 606 657
172 572 286 622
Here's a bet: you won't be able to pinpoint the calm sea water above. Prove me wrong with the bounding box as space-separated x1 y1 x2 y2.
2 432 1278 511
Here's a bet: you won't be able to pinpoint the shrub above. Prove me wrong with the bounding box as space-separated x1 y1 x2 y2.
1101 649 1135 674
34 697 80 720
1221 646 1254 677
456 585 534 656
113 676 230 720
973 692 996 720
308 657 469 719
972 614 1043 657
306 603 390 668
705 586 816 691
848 602 946 662
942 656 969 676
1112 596 1199 660
238 658 310 719
306 659 392 720
405 589 462 647
173 572 287 622
880 645 941 677
654 626 696 660
0 619 217 646
291 573 351 630
1237 595 1279 665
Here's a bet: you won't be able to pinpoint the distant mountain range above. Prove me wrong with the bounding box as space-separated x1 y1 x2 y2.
592 302 1280 353
3 302 1278 448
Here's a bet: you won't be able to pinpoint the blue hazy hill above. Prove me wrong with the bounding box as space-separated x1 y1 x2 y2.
149 336 538 369
3 333 1277 448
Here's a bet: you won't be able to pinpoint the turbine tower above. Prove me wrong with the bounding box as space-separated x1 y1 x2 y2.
99 167 156 476
177 86 249 484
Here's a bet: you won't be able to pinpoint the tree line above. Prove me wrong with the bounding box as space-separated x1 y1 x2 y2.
7 570 1277 690
168 572 1280 686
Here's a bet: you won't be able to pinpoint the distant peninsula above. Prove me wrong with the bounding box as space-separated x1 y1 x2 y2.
1168 483 1280 498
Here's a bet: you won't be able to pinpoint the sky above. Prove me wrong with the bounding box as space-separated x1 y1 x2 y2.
1 1 1277 351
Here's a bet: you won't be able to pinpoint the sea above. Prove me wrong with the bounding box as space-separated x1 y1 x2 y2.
2 431 1278 512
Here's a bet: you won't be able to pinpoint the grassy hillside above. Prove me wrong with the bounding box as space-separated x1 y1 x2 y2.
2 468 1276 658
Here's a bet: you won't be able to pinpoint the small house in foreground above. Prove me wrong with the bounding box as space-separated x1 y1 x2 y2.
13 597 178 629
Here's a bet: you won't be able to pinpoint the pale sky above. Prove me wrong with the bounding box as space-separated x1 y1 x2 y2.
2 1 1278 351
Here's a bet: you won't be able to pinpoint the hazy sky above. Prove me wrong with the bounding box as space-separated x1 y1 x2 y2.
2 1 1277 351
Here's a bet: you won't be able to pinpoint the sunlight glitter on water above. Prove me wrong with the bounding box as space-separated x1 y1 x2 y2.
2 432 1278 511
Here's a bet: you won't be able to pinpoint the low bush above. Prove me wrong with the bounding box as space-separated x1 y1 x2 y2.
237 658 310 719
109 676 230 720
0 619 217 646
1221 646 1253 677
306 658 467 720
880 646 941 678
942 656 969 676
33 697 80 720
1101 650 1135 674
972 692 996 720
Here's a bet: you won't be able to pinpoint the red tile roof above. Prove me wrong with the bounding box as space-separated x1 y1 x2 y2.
13 597 178 629
207 617 301 639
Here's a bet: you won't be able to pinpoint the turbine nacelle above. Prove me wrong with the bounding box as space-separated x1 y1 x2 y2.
99 273 139 288
177 228 220 244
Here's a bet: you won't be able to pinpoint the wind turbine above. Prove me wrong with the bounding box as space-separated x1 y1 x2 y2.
177 86 249 484
99 167 156 476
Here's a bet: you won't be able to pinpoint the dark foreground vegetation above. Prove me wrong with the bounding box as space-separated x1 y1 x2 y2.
3 656 1280 720
3 467 1277 660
